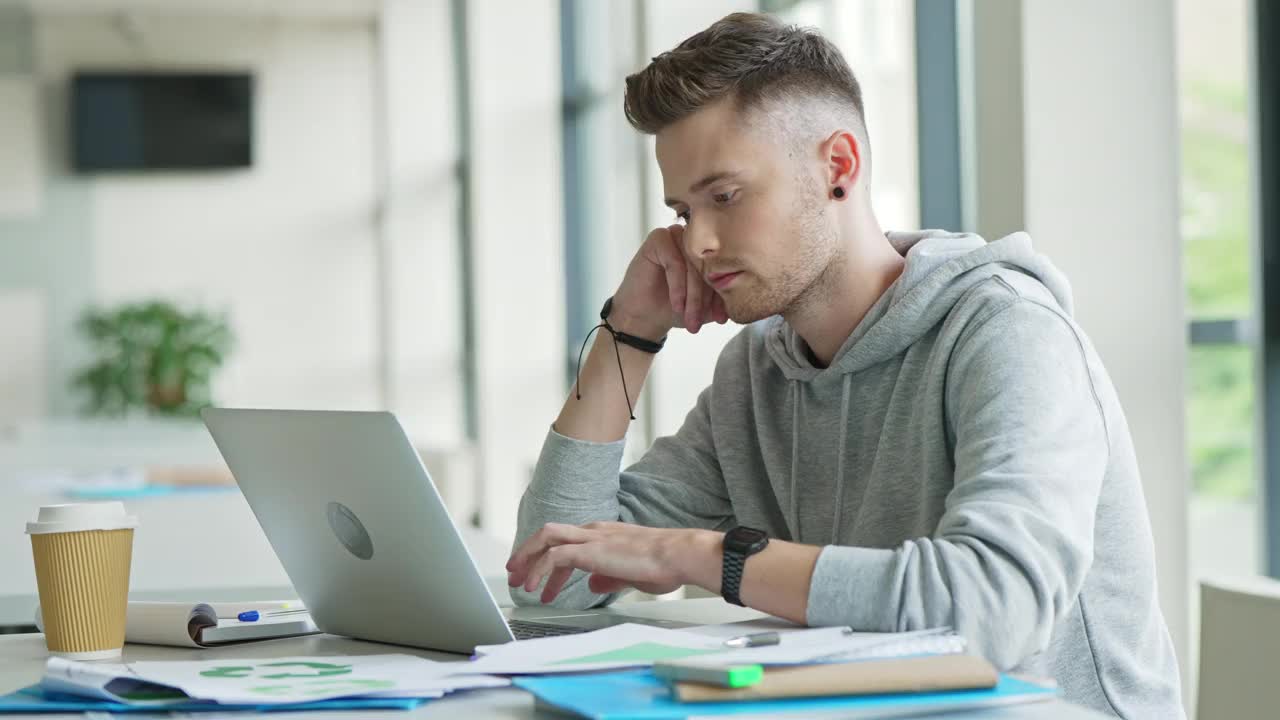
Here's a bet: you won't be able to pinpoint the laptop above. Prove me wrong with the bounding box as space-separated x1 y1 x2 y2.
201 408 691 654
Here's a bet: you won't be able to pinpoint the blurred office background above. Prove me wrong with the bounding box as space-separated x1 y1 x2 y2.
0 0 1270 714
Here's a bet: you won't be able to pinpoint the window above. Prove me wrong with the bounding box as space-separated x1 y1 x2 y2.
1177 0 1260 580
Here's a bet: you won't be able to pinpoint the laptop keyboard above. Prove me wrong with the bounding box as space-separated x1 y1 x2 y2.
508 619 591 640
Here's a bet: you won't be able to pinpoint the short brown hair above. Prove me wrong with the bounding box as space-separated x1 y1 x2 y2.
623 12 866 142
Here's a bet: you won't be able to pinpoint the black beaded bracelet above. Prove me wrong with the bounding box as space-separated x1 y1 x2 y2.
598 297 666 354
573 297 667 420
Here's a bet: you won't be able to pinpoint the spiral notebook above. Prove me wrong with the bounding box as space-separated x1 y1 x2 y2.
35 601 318 648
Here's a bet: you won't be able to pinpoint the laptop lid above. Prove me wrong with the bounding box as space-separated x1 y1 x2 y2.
201 408 516 653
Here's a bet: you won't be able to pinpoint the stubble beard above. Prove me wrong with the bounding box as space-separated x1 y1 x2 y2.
721 185 842 325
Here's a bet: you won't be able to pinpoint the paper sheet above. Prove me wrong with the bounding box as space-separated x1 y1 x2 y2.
45 654 508 706
701 627 965 666
41 659 139 703
464 624 726 675
459 623 965 676
685 617 805 638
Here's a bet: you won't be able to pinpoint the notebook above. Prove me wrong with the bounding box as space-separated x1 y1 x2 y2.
35 601 318 648
516 668 1058 719
672 654 1000 703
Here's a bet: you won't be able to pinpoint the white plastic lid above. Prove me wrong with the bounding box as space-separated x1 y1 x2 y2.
25 502 139 535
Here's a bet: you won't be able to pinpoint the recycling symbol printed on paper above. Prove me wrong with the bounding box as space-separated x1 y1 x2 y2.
199 661 354 680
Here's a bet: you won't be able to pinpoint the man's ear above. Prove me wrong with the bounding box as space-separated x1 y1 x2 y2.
819 129 864 190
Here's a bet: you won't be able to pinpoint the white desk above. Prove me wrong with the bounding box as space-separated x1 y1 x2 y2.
0 597 1111 719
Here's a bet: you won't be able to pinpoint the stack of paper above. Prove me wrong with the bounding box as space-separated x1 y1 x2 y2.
457 623 965 676
1 654 508 713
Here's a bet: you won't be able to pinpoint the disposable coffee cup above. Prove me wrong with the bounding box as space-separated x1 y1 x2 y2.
26 502 138 660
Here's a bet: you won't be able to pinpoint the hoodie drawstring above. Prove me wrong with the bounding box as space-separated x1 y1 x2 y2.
831 374 852 544
789 380 801 540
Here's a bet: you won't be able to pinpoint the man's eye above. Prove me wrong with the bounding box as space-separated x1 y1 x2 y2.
713 190 737 204
676 210 690 223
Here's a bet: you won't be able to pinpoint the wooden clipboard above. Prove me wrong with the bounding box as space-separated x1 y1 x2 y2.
674 653 998 703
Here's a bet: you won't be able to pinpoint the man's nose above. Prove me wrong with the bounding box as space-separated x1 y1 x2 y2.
683 220 720 260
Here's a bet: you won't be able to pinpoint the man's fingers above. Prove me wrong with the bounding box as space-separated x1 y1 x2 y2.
522 545 560 594
663 255 687 319
700 279 716 325
712 292 729 324
659 229 688 318
588 575 630 594
507 523 589 581
525 544 593 595
541 566 576 603
684 260 703 333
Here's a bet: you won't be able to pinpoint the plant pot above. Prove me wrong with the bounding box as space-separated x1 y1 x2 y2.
146 384 187 412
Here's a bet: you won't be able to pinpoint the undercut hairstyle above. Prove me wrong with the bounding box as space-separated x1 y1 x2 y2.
623 12 869 165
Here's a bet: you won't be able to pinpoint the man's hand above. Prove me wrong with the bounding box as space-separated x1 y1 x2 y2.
613 225 729 337
506 521 723 604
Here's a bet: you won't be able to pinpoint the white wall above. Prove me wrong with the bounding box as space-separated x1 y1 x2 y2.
466 0 566 542
0 1 478 597
0 74 41 217
378 0 467 449
32 13 382 411
0 290 45 422
0 4 467 450
1020 0 1190 698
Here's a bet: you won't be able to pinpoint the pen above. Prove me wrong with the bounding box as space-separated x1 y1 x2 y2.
235 608 310 622
722 631 780 648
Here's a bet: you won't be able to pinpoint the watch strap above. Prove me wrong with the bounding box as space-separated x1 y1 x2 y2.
721 547 748 607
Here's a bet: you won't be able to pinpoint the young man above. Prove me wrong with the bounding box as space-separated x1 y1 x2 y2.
505 12 1183 719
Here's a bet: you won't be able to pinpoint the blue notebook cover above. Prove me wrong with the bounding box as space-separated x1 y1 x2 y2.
514 669 1058 719
0 684 426 713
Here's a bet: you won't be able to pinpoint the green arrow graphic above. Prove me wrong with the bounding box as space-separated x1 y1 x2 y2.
199 661 353 680
257 661 353 679
200 665 254 679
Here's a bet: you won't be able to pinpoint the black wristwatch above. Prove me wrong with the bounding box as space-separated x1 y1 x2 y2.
600 296 666 354
721 526 769 607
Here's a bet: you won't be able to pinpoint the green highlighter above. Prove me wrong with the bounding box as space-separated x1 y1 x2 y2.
653 658 765 688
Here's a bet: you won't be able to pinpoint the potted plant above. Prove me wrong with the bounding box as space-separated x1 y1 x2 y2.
71 300 234 417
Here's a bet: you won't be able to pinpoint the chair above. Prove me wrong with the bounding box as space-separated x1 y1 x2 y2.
1197 576 1280 720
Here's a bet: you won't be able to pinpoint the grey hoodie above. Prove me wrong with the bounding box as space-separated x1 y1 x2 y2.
512 231 1184 719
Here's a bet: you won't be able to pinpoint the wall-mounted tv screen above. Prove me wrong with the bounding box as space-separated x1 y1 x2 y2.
72 71 253 171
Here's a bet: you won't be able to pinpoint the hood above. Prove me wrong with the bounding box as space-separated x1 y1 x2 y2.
765 230 1073 381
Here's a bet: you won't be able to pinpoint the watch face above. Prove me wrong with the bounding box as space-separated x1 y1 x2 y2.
726 526 768 553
